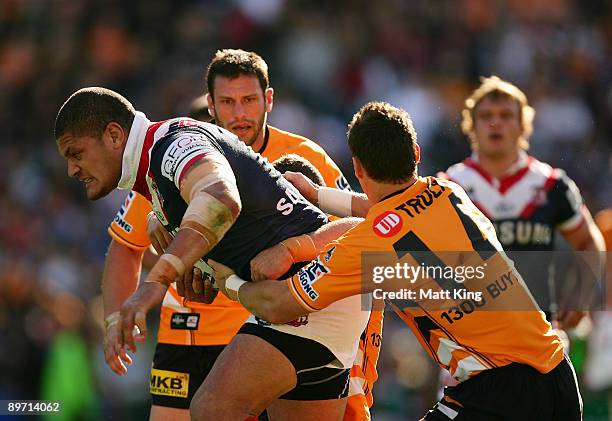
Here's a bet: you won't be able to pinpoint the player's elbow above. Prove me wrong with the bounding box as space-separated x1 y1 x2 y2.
227 194 242 220
257 301 288 324
256 296 298 325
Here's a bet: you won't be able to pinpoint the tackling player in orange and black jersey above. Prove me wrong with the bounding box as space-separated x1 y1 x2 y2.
210 101 582 421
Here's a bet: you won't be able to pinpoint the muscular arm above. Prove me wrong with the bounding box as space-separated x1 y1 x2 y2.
102 239 144 375
283 172 372 217
250 217 362 282
238 280 309 324
562 208 606 252
119 152 241 351
310 217 362 249
165 152 242 273
102 239 144 317
217 218 364 323
557 208 606 329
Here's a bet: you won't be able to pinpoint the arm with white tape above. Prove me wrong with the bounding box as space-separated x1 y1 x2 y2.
119 151 242 352
283 171 372 217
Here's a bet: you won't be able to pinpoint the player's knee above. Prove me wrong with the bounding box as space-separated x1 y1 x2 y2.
189 389 215 421
190 391 257 421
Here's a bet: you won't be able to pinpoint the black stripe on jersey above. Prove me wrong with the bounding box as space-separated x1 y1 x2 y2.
448 193 497 261
393 231 465 294
419 306 497 369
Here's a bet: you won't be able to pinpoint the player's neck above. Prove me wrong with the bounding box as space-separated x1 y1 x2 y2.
370 176 418 203
476 150 521 178
250 125 268 153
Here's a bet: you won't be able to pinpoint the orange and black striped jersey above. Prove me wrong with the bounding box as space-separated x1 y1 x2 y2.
345 307 383 421
288 176 565 381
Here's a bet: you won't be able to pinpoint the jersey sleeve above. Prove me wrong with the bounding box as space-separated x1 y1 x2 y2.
157 131 222 189
287 235 363 311
553 169 585 232
107 191 153 250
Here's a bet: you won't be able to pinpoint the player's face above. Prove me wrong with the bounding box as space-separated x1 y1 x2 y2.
209 75 273 146
57 130 123 200
471 96 523 159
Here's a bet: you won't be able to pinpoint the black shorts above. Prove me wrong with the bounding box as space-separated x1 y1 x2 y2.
238 323 350 401
424 355 582 421
150 343 225 409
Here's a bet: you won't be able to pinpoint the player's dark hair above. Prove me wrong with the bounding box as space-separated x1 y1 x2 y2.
206 49 269 98
54 87 135 140
272 154 325 187
347 101 418 183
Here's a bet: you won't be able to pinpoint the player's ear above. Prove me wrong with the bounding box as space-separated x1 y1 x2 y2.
206 93 215 118
414 143 421 165
105 122 126 149
265 88 274 113
352 157 364 179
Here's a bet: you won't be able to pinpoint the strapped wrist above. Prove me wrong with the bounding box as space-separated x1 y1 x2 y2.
104 311 120 331
225 274 247 302
318 187 353 217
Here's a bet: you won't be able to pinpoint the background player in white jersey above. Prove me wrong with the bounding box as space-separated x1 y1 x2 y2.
443 76 605 329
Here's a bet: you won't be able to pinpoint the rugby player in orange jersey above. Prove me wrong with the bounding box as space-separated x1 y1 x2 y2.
102 48 380 421
210 101 583 421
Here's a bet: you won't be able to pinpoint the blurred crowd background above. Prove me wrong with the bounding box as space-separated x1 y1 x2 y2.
0 0 611 419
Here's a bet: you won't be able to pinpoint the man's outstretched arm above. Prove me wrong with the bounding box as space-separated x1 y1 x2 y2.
210 261 310 324
102 239 144 375
118 150 242 351
283 172 372 217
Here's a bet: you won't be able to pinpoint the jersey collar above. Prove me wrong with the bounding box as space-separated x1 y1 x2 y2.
466 151 532 193
254 125 270 155
469 150 530 177
118 111 150 190
368 177 426 216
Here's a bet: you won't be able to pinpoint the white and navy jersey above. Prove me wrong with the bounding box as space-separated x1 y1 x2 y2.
444 153 586 315
126 117 327 281
444 153 585 252
119 114 368 368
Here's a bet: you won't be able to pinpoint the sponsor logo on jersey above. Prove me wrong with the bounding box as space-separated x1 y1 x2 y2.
170 313 200 330
285 315 309 327
161 134 210 182
150 369 189 398
493 220 553 246
113 214 133 233
373 211 402 237
335 175 352 191
113 191 136 233
532 186 548 206
323 246 336 262
495 202 515 213
297 258 330 300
